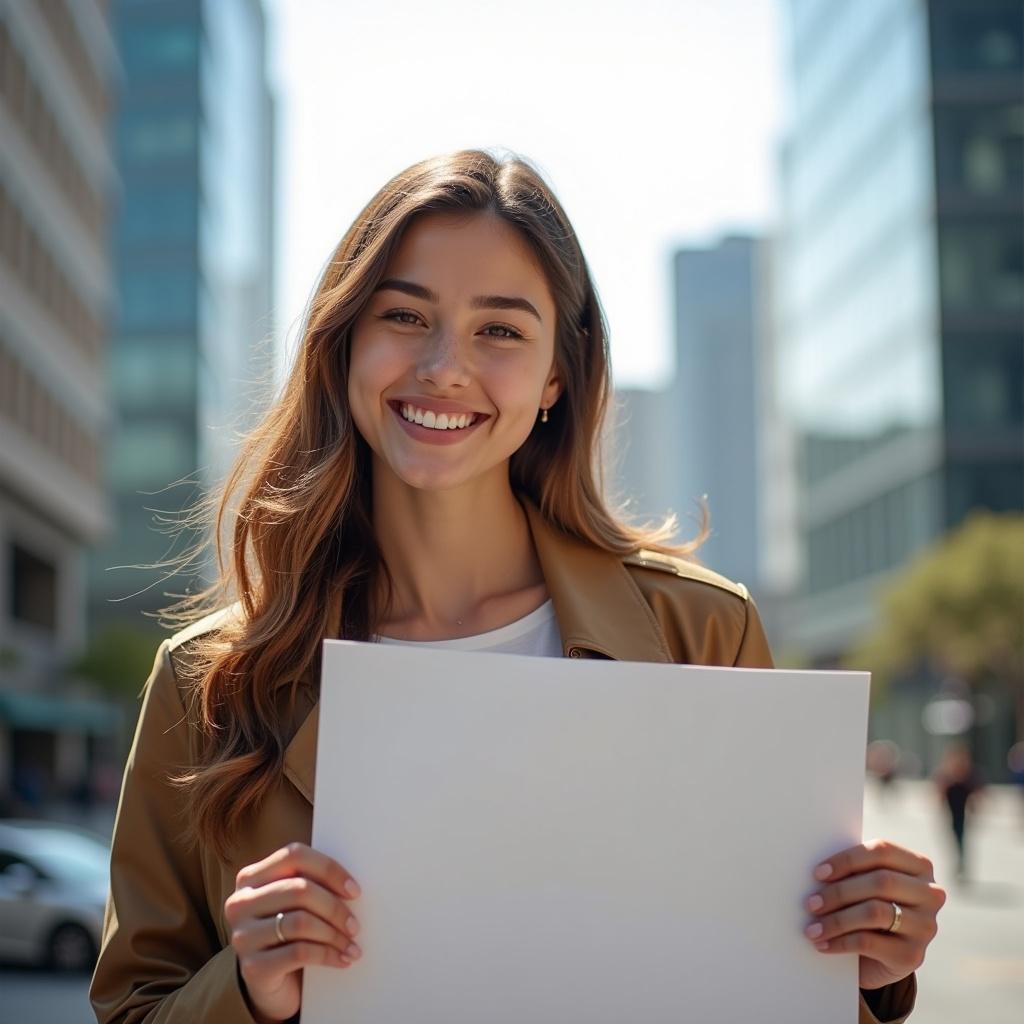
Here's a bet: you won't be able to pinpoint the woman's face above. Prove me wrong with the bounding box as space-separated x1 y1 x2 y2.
348 211 562 494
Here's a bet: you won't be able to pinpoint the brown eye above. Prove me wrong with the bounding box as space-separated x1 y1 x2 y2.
381 309 423 326
483 324 524 340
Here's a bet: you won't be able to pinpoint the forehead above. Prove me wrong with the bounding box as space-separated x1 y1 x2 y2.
385 211 555 311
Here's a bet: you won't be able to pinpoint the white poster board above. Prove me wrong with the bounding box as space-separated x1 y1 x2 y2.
303 640 869 1023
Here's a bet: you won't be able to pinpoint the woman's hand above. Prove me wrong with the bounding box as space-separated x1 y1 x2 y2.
803 838 946 991
225 842 363 1024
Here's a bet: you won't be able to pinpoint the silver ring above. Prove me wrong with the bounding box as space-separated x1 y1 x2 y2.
886 901 903 934
274 911 287 945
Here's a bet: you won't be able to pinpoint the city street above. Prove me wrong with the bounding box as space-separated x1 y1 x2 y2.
862 779 1024 1023
2 781 1021 1023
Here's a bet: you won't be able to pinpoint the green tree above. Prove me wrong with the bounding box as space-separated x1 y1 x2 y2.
848 511 1024 742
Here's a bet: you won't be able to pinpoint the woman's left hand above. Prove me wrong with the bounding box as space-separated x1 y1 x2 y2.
803 838 947 990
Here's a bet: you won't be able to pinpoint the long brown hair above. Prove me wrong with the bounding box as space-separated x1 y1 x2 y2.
157 148 709 857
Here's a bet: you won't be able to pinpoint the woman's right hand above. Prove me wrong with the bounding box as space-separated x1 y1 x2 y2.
225 842 362 1024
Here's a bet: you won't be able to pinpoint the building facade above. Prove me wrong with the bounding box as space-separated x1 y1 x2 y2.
0 0 120 813
612 236 780 614
88 0 275 637
776 0 1023 774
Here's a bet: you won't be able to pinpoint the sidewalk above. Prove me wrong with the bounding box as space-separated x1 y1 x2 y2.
862 779 1024 1023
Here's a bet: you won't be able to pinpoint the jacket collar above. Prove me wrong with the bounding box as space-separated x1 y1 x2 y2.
518 496 673 663
283 495 672 803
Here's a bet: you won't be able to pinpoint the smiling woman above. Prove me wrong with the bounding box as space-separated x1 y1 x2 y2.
346 210 562 501
89 149 939 1024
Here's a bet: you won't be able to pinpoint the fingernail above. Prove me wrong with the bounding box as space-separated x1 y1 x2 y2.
346 915 360 936
807 894 824 911
346 943 361 959
815 941 830 951
814 863 833 880
805 923 823 939
345 879 361 898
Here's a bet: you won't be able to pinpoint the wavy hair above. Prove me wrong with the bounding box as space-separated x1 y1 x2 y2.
155 148 709 857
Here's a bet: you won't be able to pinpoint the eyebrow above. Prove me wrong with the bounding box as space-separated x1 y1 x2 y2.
374 278 543 324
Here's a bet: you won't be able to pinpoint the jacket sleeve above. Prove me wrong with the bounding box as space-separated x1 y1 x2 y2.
89 639 261 1024
731 595 776 669
732 598 919 1024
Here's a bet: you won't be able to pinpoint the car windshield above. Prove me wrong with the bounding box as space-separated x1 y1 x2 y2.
24 833 109 885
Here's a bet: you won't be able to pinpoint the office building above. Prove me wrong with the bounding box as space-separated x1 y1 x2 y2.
89 0 275 635
612 236 781 609
776 0 1023 771
0 0 120 811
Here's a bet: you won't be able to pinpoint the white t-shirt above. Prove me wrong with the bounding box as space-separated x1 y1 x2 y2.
375 598 562 658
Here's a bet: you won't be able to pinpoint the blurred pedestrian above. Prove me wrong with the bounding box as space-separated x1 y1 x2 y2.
934 743 985 882
866 739 901 805
1007 742 1024 826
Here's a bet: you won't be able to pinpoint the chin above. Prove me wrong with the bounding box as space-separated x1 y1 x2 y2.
391 463 476 493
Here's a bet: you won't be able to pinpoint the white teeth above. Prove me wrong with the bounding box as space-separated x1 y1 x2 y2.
399 404 476 430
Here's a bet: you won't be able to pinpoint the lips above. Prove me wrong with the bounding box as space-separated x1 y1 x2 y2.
389 399 489 444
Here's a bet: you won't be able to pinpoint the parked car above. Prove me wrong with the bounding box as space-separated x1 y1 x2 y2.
0 819 110 971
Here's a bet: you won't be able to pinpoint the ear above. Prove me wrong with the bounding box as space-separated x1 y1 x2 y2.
542 365 562 410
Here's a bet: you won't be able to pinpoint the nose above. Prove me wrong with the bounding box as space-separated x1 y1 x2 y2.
416 330 472 389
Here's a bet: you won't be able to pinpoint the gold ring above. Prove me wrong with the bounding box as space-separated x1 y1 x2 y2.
887 902 903 934
274 911 287 945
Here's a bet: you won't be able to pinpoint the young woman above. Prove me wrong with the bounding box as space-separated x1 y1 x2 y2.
89 150 944 1024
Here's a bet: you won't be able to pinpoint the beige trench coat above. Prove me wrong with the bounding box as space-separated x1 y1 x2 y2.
90 497 917 1023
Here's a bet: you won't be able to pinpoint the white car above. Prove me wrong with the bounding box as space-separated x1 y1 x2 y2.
0 820 109 971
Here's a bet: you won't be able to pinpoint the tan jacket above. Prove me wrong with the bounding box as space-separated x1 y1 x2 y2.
90 497 917 1023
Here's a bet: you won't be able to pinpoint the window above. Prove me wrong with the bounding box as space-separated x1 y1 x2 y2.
940 222 1024 311
118 112 198 164
109 423 195 490
930 1 1024 74
120 186 198 244
10 542 57 631
944 333 1024 430
935 104 1024 196
946 464 1024 523
120 23 199 77
114 340 196 408
118 268 198 332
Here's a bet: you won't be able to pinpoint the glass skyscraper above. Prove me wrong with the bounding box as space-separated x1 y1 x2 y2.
777 0 1022 647
89 0 275 636
776 0 1022 772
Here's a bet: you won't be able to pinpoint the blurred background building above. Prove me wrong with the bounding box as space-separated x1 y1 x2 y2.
0 0 275 822
0 0 121 817
87 0 275 641
773 0 1023 778
613 236 789 639
613 0 1022 780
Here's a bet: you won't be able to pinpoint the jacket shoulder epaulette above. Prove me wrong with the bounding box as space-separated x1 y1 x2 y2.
167 602 243 652
623 549 750 601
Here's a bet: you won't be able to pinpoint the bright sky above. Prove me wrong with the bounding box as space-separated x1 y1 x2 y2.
267 0 784 389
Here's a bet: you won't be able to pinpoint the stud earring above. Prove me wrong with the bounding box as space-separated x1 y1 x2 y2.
540 407 549 423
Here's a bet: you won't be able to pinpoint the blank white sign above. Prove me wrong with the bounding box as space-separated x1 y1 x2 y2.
303 640 869 1024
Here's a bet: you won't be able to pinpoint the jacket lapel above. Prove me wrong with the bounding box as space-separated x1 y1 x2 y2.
519 497 673 663
282 700 318 805
282 495 673 805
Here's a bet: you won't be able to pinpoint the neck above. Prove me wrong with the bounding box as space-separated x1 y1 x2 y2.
371 465 544 633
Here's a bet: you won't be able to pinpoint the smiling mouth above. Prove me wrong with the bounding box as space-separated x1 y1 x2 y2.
388 400 488 432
